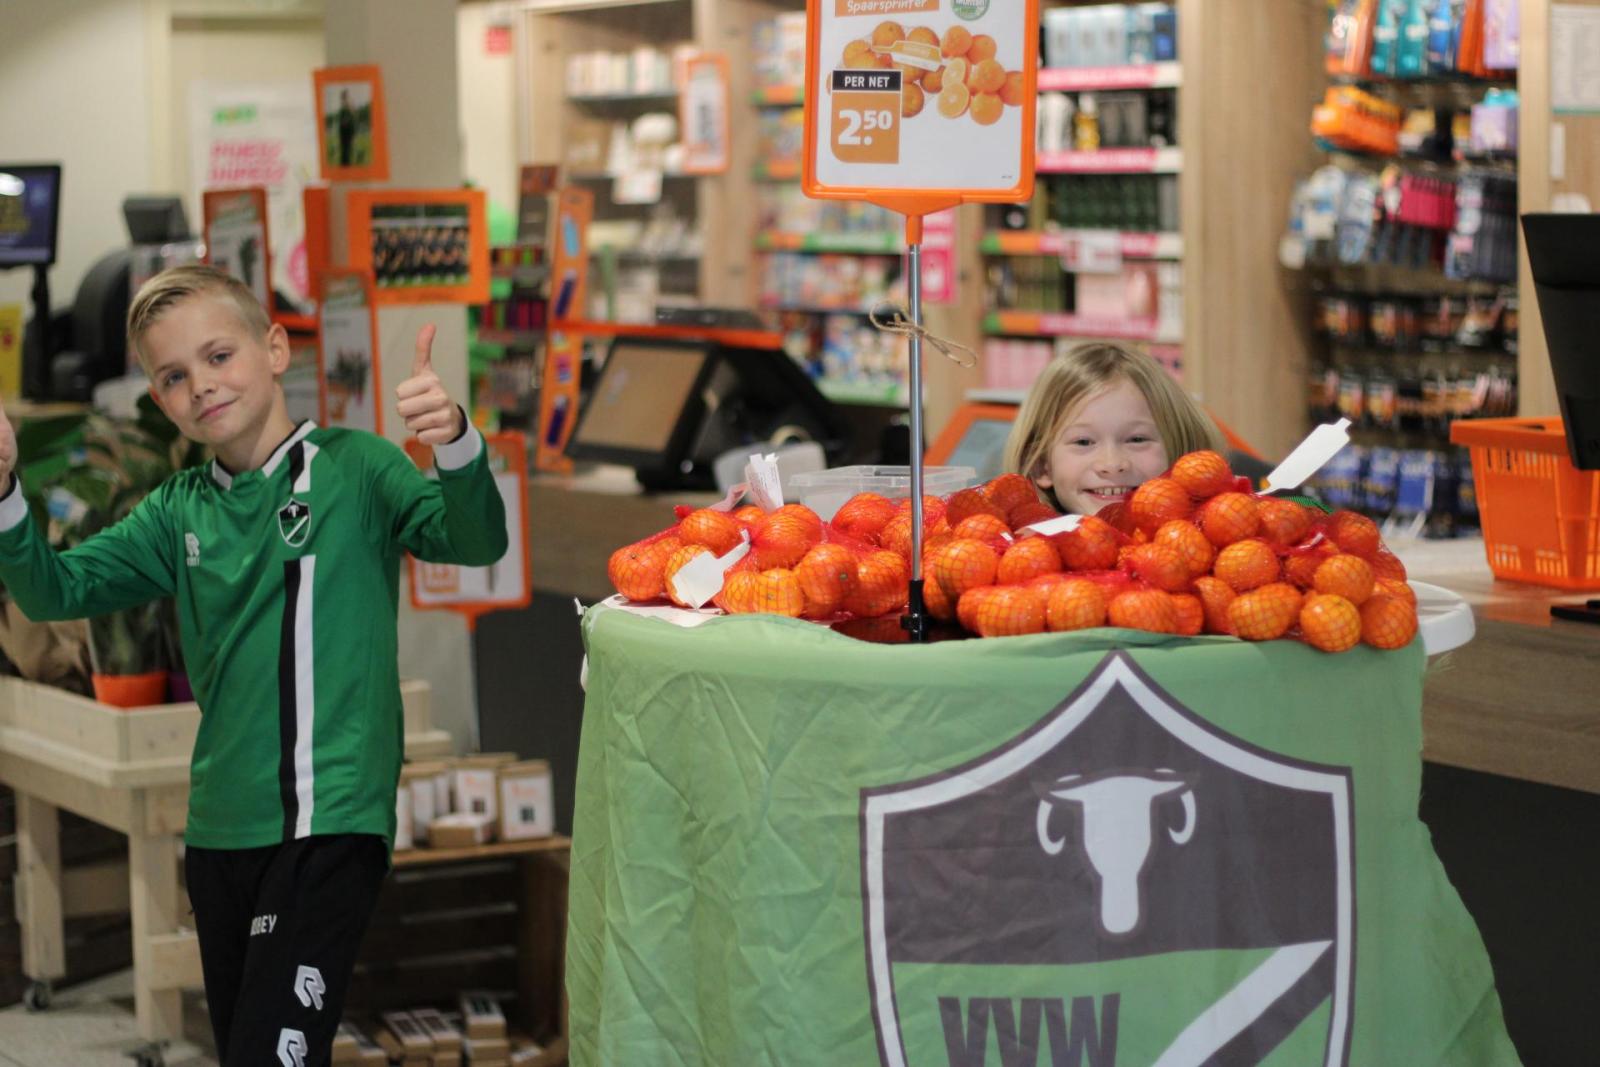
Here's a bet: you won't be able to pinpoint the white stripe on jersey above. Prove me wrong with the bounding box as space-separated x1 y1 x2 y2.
293 554 317 838
294 442 320 494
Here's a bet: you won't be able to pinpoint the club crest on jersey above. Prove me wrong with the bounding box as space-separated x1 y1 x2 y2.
277 498 312 548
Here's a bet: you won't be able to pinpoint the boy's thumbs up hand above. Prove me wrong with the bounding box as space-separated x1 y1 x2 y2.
396 324 465 445
0 395 15 496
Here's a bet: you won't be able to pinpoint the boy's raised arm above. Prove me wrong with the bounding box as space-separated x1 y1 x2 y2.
380 324 508 567
0 396 177 621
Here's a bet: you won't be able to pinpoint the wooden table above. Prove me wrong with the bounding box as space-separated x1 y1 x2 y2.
1400 538 1600 795
0 676 450 1049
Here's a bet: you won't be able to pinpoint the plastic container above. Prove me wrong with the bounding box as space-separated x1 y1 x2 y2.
1449 417 1600 589
789 465 977 521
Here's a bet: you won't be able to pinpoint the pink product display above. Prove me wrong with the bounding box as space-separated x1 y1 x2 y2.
1483 0 1520 71
982 339 1055 390
1074 264 1160 321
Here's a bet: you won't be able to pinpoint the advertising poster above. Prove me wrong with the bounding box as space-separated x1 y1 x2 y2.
188 82 318 313
680 53 732 175
405 433 532 624
203 187 274 313
316 269 382 435
346 189 491 306
0 304 21 398
312 64 391 181
804 0 1038 202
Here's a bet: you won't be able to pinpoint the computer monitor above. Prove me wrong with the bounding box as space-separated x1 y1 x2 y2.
567 334 848 490
123 196 192 244
1521 213 1600 470
0 164 62 267
568 339 713 471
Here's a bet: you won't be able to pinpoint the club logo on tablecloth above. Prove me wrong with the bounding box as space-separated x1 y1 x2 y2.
860 651 1354 1067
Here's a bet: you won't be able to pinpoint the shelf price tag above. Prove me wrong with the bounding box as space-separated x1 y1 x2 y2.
831 70 903 165
1058 229 1122 274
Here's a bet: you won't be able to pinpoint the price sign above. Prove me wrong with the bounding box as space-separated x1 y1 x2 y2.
803 0 1039 210
831 70 903 164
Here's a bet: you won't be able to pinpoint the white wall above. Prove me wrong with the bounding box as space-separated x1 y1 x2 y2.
0 0 154 312
166 14 325 215
457 1 520 220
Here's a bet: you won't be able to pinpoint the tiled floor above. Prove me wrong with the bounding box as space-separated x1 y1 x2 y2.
0 970 216 1067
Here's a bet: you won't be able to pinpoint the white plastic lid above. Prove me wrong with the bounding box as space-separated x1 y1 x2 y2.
1411 580 1475 656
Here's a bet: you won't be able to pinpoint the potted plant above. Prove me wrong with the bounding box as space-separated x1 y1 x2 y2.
10 398 205 708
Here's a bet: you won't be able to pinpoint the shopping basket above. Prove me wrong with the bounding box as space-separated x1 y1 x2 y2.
1450 417 1600 590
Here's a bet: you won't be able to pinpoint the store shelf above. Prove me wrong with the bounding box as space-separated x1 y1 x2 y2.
478 328 546 347
490 265 550 283
1035 147 1183 174
566 170 693 181
759 300 889 316
566 90 679 103
818 379 909 408
966 387 1027 405
752 85 803 106
753 159 801 181
591 248 701 263
1037 62 1181 92
981 230 1183 259
756 231 902 254
984 311 1181 344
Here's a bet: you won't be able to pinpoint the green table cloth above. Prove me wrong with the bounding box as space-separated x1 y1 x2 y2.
569 606 1518 1066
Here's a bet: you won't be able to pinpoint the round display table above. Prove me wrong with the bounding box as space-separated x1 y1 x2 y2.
568 603 1516 1066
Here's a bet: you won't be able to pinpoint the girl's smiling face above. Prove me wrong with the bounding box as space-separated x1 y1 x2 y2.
1034 377 1170 516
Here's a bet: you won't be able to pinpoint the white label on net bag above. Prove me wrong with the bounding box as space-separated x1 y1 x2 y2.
1021 514 1083 537
670 533 750 609
745 453 784 511
1262 418 1352 494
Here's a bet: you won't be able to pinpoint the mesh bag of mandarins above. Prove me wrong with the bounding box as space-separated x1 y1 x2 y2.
941 451 1418 652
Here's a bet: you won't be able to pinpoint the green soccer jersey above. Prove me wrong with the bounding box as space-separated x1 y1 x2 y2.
0 421 507 849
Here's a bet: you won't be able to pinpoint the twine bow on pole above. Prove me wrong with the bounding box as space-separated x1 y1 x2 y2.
868 302 979 369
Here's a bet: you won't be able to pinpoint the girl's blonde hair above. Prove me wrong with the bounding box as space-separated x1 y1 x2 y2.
127 264 272 372
1003 343 1226 487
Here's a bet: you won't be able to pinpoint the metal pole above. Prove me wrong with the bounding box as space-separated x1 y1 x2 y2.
902 239 928 642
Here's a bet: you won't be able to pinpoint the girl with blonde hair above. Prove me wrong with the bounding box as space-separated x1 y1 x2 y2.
1003 343 1226 515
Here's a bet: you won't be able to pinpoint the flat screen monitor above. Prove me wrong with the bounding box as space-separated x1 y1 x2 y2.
568 339 713 470
926 403 1020 482
1522 213 1600 470
567 333 849 489
123 196 192 244
0 164 62 267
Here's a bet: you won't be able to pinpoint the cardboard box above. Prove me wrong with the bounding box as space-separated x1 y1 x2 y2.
331 1021 360 1064
403 761 450 844
466 1035 511 1061
460 991 507 1039
498 760 555 841
452 753 517 822
428 812 495 849
381 1010 434 1057
411 1007 463 1052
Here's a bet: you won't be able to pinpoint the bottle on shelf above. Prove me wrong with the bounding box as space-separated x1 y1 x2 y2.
1074 93 1101 151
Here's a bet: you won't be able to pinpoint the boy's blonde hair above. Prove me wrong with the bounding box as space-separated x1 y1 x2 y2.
1003 343 1227 486
127 264 272 372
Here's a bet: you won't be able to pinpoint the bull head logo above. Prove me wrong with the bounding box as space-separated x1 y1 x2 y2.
1036 770 1197 936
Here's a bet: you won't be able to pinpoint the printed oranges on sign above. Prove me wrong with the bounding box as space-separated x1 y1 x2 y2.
941 25 973 57
902 82 925 118
937 79 971 119
970 92 1004 126
1000 71 1026 106
968 58 1006 94
871 21 904 47
966 33 998 63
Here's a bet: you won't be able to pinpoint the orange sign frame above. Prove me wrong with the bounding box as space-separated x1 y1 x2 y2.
800 0 1039 225
312 64 391 182
404 431 533 628
345 187 491 306
202 186 275 315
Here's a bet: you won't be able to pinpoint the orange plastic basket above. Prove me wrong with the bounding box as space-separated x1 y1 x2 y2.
1449 417 1600 590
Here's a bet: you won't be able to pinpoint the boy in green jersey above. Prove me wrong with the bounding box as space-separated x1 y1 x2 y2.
0 265 507 1065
